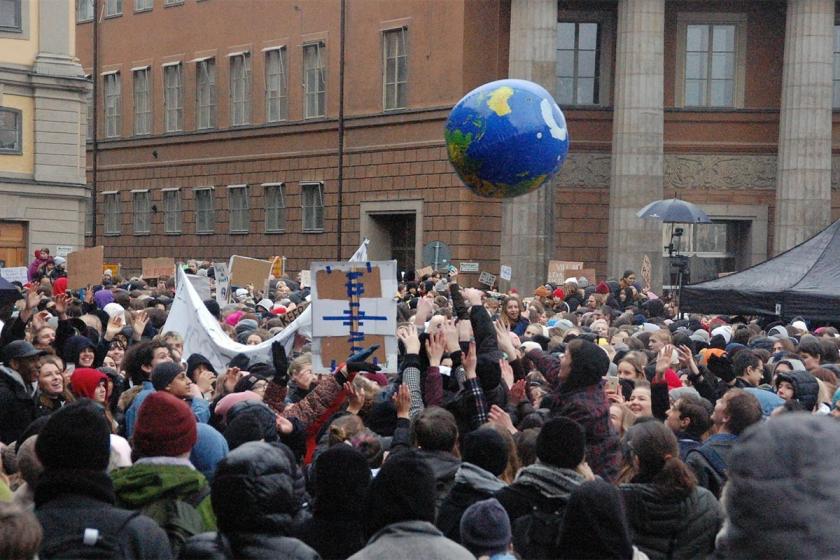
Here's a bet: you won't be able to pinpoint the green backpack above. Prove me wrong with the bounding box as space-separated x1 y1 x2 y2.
140 486 211 556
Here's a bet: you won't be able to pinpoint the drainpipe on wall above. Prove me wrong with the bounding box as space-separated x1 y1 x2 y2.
90 0 99 247
336 0 346 260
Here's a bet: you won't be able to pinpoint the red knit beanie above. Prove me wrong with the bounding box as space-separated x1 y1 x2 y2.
70 368 109 400
552 288 565 299
595 281 610 295
53 277 68 296
133 391 197 457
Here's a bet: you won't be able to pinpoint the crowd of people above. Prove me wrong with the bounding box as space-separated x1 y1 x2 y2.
0 256 839 559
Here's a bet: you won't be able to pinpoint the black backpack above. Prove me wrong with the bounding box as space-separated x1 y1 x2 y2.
512 499 567 560
39 510 140 559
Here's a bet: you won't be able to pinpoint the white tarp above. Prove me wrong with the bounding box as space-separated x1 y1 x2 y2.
163 267 312 371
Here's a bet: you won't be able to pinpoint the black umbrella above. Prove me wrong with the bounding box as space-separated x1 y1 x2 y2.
0 277 22 305
637 197 711 224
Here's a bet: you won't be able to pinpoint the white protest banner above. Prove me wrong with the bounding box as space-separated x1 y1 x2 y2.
500 265 512 281
163 267 311 371
0 267 27 284
310 260 398 373
214 262 230 305
479 271 496 287
186 274 211 301
349 238 370 262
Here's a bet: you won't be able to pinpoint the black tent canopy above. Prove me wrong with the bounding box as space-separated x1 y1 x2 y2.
681 219 840 321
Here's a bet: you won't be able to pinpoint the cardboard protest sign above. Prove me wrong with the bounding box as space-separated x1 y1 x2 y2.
67 246 104 290
271 256 284 279
103 263 120 277
0 267 27 284
299 270 311 288
142 257 175 279
500 265 512 282
214 262 230 305
479 271 496 287
56 245 74 258
460 262 479 273
547 260 583 284
417 266 434 278
275 302 309 328
229 256 273 288
310 260 398 373
641 255 652 291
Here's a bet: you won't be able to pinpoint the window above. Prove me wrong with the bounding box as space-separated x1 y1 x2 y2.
556 22 600 106
0 108 22 154
134 0 152 12
265 48 288 122
0 0 21 31
84 194 94 236
133 67 151 135
194 188 214 233
196 58 216 129
303 43 326 118
676 14 745 108
229 53 251 126
164 0 183 5
264 183 285 232
164 63 183 132
834 26 840 108
163 189 181 233
662 223 730 257
85 74 94 140
383 28 407 110
133 190 151 234
77 0 94 22
103 192 120 235
105 0 122 17
302 182 324 232
228 185 249 233
104 72 121 138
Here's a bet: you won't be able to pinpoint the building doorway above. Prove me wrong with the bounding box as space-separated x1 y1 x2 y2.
369 213 416 273
360 199 424 278
0 221 27 268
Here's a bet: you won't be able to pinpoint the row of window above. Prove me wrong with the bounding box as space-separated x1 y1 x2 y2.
93 27 405 138
77 0 186 21
97 182 324 236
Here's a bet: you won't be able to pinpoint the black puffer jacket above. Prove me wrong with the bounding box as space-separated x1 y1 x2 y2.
775 369 819 411
181 441 318 560
619 483 722 560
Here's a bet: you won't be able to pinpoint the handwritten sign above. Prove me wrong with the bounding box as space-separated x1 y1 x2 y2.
548 260 584 284
142 257 175 279
460 262 480 273
0 267 28 284
299 270 311 288
479 271 496 287
214 262 230 305
229 256 273 289
67 246 104 290
416 266 434 278
500 265 512 282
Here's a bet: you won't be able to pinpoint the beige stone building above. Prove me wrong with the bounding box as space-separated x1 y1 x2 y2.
0 0 90 267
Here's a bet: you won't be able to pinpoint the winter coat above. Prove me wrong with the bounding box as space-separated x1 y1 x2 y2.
348 520 474 560
436 462 506 542
35 468 172 559
111 462 216 531
296 515 365 560
494 463 584 526
0 364 37 444
619 483 722 560
685 433 738 499
182 441 316 560
124 381 210 437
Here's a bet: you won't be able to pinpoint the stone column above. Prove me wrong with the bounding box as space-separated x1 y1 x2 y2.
774 0 834 254
501 0 557 291
33 0 84 77
607 0 665 290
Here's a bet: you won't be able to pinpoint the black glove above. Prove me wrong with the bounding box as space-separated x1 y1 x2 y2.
707 353 735 383
347 361 381 374
271 341 290 385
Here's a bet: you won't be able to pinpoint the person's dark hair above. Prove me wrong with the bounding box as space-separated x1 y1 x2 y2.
122 339 170 385
352 432 384 469
733 327 750 346
675 399 711 439
626 421 696 498
622 270 635 280
798 335 823 361
818 338 839 364
513 428 539 468
557 480 633 560
363 450 436 538
723 389 763 436
411 406 458 453
733 349 761 378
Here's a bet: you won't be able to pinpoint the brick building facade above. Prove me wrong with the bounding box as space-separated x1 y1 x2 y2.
79 0 840 291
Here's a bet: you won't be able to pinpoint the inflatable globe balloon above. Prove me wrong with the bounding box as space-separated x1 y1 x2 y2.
445 79 570 199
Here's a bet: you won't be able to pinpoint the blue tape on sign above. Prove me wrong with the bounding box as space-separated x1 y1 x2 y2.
348 331 365 342
366 262 372 272
326 266 332 273
330 360 337 371
349 301 360 308
372 356 379 366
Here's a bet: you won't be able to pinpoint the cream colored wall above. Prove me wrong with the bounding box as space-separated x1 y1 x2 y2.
0 94 35 175
0 0 38 67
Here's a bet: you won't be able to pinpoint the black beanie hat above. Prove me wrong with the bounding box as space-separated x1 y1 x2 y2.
186 353 217 381
151 361 184 391
364 450 436 538
366 400 398 437
566 339 610 388
313 444 372 516
36 399 111 471
463 428 509 477
203 299 221 320
537 417 586 469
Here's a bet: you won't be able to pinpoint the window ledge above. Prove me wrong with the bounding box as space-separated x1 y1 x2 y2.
133 232 151 236
265 229 286 234
104 13 123 19
196 231 215 235
164 231 182 235
229 230 249 235
303 229 325 234
104 232 121 237
76 18 93 24
0 149 23 156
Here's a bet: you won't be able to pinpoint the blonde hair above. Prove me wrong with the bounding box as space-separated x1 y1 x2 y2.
610 402 635 437
289 352 313 379
328 414 365 446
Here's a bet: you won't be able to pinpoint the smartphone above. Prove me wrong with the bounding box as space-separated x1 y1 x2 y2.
605 376 619 393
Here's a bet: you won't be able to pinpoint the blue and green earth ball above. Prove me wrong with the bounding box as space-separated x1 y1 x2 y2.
445 79 570 199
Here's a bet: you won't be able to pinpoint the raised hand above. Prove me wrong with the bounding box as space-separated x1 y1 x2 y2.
489 404 516 434
494 321 517 358
425 330 446 367
397 323 421 354
500 358 515 388
53 293 68 319
131 310 149 341
509 378 527 405
463 340 477 380
344 381 366 415
442 318 460 353
105 314 125 341
415 297 434 326
392 383 411 419
655 344 673 381
462 287 484 307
